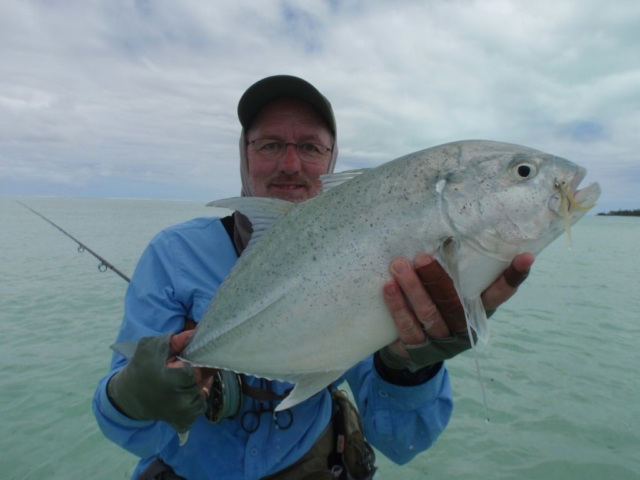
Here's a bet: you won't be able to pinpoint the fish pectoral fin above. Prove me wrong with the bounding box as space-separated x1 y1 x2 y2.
438 236 491 343
320 169 368 192
463 295 489 344
439 236 491 418
206 197 297 254
110 341 138 360
275 369 347 412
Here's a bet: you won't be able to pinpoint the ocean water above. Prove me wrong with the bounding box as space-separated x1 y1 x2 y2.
1 196 638 480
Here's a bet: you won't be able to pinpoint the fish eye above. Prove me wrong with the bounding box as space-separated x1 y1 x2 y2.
512 162 537 180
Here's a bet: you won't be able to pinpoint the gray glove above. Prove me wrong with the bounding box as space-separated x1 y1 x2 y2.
378 331 474 372
107 334 206 433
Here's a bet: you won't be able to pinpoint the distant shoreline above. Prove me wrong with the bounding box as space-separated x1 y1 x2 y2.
597 209 640 217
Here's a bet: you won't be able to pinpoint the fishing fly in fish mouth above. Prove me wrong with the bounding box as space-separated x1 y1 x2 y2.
551 171 597 248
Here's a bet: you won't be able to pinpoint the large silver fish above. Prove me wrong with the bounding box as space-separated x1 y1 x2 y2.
182 140 600 411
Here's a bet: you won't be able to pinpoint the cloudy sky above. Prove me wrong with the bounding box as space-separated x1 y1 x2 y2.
1 0 638 212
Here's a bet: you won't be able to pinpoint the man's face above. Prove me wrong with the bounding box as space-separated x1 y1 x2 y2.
246 97 333 203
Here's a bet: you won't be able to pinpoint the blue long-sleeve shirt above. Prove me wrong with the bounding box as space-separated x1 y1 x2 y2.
93 216 453 479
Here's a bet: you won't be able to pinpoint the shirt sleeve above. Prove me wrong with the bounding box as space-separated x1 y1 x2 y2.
342 356 453 465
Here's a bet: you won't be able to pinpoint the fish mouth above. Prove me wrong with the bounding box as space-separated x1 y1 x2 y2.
571 182 601 209
557 168 601 213
552 168 601 248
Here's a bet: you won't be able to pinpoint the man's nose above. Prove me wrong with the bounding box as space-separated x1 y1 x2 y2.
278 144 302 173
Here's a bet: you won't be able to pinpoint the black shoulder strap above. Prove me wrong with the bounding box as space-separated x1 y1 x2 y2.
220 215 240 256
220 214 235 241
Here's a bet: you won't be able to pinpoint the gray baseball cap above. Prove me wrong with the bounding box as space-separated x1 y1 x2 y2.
237 75 336 133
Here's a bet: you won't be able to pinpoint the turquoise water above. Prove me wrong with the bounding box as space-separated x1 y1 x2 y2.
1 196 639 479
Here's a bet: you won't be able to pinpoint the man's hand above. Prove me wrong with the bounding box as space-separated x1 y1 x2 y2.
107 331 214 433
169 331 216 395
379 253 534 370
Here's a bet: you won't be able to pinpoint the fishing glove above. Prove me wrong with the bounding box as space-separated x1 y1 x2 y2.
107 334 206 433
378 331 474 373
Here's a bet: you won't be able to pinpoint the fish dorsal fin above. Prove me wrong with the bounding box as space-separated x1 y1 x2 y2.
207 197 296 253
321 169 368 192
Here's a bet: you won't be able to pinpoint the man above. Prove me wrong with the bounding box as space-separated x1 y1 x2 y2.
93 75 533 479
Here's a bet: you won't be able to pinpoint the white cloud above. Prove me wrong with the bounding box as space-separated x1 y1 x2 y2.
0 0 638 210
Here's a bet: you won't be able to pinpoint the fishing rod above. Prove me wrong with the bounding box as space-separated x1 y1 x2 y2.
16 201 131 283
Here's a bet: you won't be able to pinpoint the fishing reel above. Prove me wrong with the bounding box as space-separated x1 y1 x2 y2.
204 370 295 433
204 370 243 424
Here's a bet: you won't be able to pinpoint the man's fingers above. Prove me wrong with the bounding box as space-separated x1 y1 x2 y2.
166 358 187 369
199 376 214 400
382 280 425 346
169 330 195 355
503 262 530 288
388 257 450 339
414 254 466 334
194 367 217 384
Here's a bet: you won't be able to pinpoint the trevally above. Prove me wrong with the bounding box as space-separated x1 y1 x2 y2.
180 140 600 412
